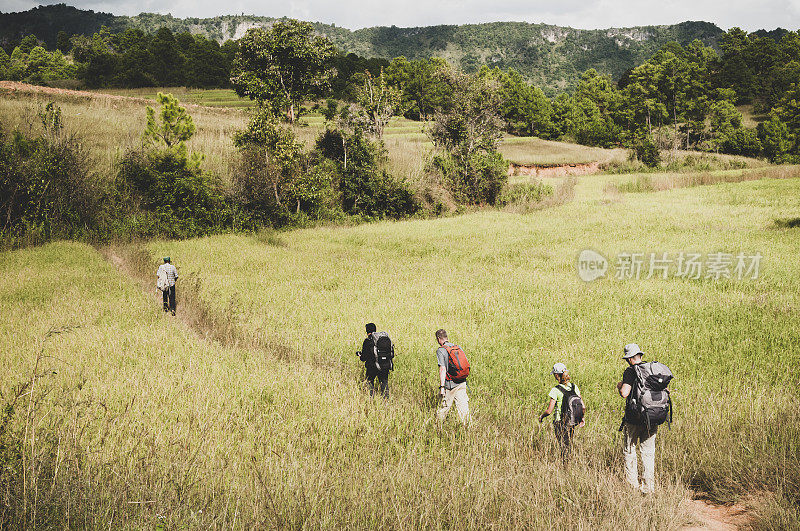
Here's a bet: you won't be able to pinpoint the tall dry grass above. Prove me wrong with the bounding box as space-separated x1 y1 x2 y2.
151 176 800 526
613 166 800 194
0 241 699 528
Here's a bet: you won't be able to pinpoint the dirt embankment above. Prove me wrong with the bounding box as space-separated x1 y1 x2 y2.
508 161 601 177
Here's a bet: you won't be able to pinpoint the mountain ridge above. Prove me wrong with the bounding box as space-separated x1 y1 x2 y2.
1 4 788 92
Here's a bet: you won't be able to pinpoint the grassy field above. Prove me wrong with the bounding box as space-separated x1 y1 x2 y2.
2 85 799 527
5 173 799 527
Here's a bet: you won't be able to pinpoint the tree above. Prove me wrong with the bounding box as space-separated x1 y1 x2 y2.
480 67 554 138
231 20 335 123
352 69 402 138
144 93 197 151
56 31 71 54
428 70 507 205
233 106 307 212
148 28 184 86
0 48 8 79
757 112 794 163
386 56 452 120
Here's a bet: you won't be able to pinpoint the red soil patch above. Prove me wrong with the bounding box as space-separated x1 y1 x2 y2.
682 497 753 530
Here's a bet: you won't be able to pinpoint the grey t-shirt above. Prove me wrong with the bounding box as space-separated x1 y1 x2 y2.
436 341 459 390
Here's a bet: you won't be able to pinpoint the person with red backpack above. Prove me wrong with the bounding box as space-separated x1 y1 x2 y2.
539 363 585 462
435 329 470 424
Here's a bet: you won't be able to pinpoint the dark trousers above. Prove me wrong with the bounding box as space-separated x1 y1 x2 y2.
553 421 575 462
162 285 176 313
364 365 389 397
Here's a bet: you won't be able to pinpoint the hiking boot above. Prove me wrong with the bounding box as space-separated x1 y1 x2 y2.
171 309 176 316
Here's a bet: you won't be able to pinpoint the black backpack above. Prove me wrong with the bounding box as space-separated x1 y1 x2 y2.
372 331 394 371
628 361 673 430
558 384 585 427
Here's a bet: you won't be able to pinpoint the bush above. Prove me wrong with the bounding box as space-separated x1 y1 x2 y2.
758 113 796 163
117 149 229 238
496 181 553 207
0 105 108 247
432 150 508 205
315 128 419 219
717 128 762 157
632 136 661 168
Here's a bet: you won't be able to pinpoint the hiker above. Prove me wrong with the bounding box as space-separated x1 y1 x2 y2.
358 323 391 397
617 343 673 494
156 257 178 315
538 363 585 461
435 329 470 424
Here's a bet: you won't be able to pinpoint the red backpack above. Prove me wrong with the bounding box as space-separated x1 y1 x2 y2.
444 344 470 382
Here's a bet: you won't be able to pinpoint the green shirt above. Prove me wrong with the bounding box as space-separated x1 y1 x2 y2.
548 382 581 422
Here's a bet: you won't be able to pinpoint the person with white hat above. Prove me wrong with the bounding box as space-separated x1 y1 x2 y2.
617 343 657 493
539 362 585 461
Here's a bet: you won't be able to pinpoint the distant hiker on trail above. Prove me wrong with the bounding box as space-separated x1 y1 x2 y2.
539 362 585 462
435 329 470 424
156 257 178 316
358 323 393 397
617 343 673 494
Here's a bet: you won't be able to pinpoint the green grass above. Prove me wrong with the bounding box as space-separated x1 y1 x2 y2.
91 87 256 108
0 240 699 528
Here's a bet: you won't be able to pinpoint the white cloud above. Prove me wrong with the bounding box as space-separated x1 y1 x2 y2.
5 0 799 32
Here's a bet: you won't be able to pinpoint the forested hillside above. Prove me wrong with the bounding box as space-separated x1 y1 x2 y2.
0 4 732 91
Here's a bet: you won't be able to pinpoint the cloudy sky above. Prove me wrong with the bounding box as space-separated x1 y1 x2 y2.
4 0 799 31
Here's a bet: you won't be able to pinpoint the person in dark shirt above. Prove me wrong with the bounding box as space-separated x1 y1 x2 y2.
359 323 388 397
617 343 657 494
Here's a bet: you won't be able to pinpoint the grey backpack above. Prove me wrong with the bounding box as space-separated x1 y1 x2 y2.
372 331 394 371
629 361 673 430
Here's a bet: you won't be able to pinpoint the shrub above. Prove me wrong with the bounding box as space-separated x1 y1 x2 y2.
117 149 229 238
718 128 762 157
758 113 796 163
0 104 107 247
432 150 508 205
315 128 419 218
632 135 661 168
496 181 553 207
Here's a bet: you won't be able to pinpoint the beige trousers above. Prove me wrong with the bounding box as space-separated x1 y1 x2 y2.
437 382 470 424
622 422 657 493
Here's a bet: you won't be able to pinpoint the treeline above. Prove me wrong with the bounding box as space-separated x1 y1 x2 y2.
0 28 234 88
1 27 391 94
377 30 800 162
0 35 76 85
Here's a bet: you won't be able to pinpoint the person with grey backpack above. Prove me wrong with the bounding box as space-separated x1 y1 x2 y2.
539 363 586 462
617 343 673 494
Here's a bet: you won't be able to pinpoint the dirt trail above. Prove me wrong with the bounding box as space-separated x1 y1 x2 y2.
682 497 753 530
